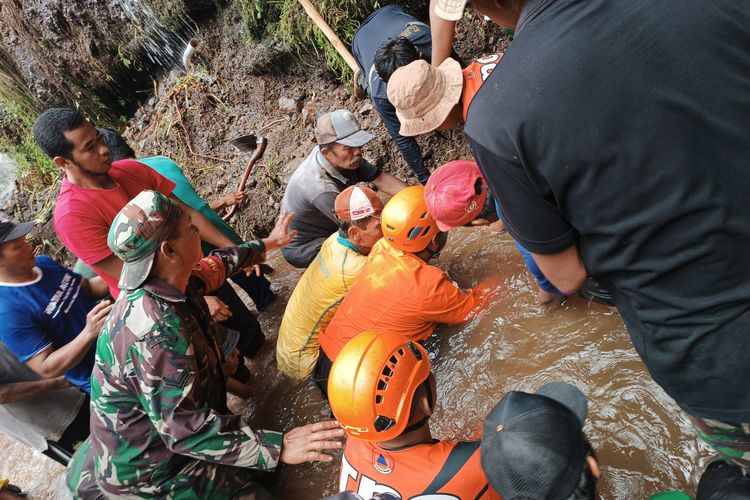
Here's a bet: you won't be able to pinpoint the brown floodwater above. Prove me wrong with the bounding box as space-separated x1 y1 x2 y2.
2 227 711 499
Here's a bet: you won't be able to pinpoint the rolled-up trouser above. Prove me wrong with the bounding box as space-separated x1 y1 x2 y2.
687 413 750 475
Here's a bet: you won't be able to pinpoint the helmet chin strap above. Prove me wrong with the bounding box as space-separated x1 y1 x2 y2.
400 379 434 435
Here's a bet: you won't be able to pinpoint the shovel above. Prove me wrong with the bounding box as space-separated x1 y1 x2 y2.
222 134 268 221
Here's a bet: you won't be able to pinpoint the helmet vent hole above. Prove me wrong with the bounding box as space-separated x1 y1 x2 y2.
397 348 405 356
374 415 395 432
377 380 387 391
407 342 422 360
419 211 428 219
407 226 423 240
389 355 398 365
420 225 432 237
382 366 393 377
375 395 384 404
386 224 396 231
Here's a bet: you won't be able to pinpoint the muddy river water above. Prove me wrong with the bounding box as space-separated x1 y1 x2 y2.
1 227 712 499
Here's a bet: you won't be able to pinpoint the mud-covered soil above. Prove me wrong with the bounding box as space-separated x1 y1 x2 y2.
123 7 509 243
3 5 508 262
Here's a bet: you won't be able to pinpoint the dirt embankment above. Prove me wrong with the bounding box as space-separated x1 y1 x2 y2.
5 4 509 262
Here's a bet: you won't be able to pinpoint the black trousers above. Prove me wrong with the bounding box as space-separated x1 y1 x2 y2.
213 281 265 358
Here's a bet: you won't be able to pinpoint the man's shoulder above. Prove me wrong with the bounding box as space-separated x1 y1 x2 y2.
110 289 181 347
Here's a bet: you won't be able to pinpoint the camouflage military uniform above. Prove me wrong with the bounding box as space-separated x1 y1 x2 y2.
68 242 282 499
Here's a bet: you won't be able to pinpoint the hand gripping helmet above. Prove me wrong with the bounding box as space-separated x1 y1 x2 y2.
381 185 440 253
328 330 431 442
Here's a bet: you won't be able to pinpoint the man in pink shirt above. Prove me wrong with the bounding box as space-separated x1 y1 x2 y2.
33 107 240 299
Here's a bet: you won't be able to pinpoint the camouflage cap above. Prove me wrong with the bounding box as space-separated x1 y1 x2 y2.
107 190 183 290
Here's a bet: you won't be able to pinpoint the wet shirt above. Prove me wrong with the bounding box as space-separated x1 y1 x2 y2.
88 242 282 497
462 53 504 121
340 439 500 499
352 5 432 183
0 255 97 392
280 147 380 268
277 233 368 379
319 239 480 360
465 0 750 420
54 159 176 298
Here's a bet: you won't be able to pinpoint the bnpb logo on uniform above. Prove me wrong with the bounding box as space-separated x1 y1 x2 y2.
373 451 395 475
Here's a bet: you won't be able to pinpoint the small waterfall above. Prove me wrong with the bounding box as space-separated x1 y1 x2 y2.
112 0 197 69
0 153 18 208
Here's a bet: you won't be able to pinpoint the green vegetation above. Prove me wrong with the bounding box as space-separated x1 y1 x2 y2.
237 0 382 83
0 45 56 184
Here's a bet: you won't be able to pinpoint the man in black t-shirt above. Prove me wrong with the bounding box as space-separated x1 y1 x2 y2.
352 5 433 184
436 0 750 473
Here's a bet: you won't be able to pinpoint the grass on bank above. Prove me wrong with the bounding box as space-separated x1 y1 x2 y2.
237 0 383 83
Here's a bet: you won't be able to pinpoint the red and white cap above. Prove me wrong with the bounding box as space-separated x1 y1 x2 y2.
424 160 488 231
334 185 384 222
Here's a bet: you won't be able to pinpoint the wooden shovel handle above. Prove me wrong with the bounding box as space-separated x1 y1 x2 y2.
297 0 359 73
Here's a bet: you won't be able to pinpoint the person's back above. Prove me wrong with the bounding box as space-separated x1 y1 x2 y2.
465 0 750 422
318 186 485 362
341 439 491 498
319 238 479 360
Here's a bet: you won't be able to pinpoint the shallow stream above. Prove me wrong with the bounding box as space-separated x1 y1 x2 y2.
1 227 711 499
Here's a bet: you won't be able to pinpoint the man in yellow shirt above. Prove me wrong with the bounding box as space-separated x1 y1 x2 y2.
276 186 384 379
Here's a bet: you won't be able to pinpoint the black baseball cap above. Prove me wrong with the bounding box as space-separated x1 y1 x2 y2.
481 382 589 499
0 220 36 245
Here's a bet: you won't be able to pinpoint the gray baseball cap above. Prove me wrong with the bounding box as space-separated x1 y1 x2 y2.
0 220 36 245
315 109 374 147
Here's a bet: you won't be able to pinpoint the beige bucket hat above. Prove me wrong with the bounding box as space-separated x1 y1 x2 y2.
387 58 463 137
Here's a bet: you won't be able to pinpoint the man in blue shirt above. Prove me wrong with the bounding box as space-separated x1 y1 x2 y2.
0 220 111 392
352 5 432 184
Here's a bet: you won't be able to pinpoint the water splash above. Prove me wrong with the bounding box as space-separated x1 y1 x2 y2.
0 153 18 208
111 0 196 69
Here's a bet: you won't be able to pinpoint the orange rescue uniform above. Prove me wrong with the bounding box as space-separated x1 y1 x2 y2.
319 239 481 361
462 53 505 121
340 438 501 499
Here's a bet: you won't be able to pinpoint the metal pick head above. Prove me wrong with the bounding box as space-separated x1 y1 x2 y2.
228 134 259 152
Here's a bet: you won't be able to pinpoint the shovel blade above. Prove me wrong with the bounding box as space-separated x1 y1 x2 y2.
228 134 259 152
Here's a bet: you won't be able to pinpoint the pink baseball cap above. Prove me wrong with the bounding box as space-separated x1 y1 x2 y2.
424 160 487 231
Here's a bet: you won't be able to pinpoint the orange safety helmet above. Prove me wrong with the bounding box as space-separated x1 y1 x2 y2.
381 185 440 253
328 330 431 442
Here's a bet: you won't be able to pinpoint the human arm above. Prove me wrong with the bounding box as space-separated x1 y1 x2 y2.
468 140 584 292
191 213 296 293
372 95 429 184
170 196 234 248
420 272 503 324
80 276 109 299
530 245 587 295
0 376 70 404
209 192 245 211
133 324 342 467
430 0 457 66
204 296 232 322
372 172 408 196
25 300 112 379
